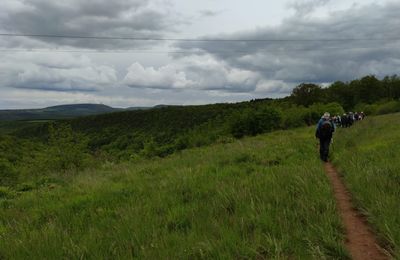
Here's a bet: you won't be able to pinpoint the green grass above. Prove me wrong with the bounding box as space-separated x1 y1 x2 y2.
332 113 400 258
0 127 348 259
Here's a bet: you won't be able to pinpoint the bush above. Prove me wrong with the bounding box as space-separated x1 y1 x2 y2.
16 182 36 192
0 159 18 186
282 103 344 128
37 124 92 172
281 106 309 129
376 101 400 115
141 139 161 158
0 186 16 199
228 107 281 138
309 103 344 117
354 103 378 115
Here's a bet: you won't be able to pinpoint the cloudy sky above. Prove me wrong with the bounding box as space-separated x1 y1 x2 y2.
0 0 399 109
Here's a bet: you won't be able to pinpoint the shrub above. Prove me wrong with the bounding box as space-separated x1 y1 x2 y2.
0 159 18 186
41 123 91 172
376 101 400 115
141 139 160 158
228 107 281 138
281 106 309 129
309 103 344 118
354 103 378 115
0 186 16 199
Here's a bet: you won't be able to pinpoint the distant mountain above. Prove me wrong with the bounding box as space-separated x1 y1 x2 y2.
0 104 174 121
0 104 119 121
125 104 173 111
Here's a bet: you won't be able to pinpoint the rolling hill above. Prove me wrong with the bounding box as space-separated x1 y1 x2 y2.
0 104 118 121
0 103 159 121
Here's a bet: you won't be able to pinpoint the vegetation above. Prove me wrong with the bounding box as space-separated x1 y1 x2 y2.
1 75 399 193
0 74 399 258
291 75 400 110
332 113 400 258
0 127 348 259
0 120 48 135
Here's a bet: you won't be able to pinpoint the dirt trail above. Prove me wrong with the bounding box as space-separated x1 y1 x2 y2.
324 162 390 260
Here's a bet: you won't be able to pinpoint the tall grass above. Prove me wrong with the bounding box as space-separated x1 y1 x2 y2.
0 127 347 259
332 113 400 258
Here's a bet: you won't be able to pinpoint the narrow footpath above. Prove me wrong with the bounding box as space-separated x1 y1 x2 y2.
324 162 390 260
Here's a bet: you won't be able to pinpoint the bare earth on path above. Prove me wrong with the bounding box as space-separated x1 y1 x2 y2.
324 162 391 260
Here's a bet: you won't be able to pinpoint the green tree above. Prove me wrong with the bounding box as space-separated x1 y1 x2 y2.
228 107 281 138
382 75 400 100
326 81 355 111
44 123 90 172
291 83 325 107
353 75 385 104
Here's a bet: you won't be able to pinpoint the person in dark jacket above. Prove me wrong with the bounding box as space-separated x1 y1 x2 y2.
315 112 335 162
341 113 348 128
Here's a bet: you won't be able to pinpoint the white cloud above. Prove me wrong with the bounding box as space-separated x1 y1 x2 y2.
0 88 155 109
0 53 117 92
255 80 293 95
1 0 400 108
176 2 400 84
123 55 261 92
123 62 194 89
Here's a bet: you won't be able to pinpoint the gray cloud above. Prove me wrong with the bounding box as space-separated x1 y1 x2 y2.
1 1 400 108
0 53 117 92
175 2 400 87
0 0 177 49
198 9 224 18
288 0 331 16
123 55 260 93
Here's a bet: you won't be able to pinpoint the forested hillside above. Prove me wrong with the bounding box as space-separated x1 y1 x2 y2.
1 75 400 186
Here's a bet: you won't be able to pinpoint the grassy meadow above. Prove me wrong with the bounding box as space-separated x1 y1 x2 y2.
0 127 348 259
332 113 400 258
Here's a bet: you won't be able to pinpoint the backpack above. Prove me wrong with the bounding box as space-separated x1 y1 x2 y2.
319 120 332 138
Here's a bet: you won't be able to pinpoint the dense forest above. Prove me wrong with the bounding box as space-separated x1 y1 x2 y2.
1 74 400 188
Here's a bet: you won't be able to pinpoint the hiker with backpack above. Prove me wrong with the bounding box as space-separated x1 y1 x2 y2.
315 112 335 162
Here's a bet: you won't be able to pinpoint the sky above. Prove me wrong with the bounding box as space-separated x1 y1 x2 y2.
0 0 399 109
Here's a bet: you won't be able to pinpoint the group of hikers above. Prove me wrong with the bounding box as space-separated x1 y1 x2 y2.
332 111 366 128
315 111 365 162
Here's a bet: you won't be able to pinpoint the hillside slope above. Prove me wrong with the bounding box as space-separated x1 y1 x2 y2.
0 127 348 259
333 113 400 258
11 100 344 161
1 114 398 258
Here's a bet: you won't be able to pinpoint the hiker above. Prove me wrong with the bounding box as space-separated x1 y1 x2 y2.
349 112 355 126
341 113 348 128
315 112 335 162
354 112 360 121
360 111 365 120
334 114 341 127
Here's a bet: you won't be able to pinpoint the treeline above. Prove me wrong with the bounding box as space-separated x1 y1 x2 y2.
1 75 400 189
13 101 345 158
290 75 400 112
0 102 344 187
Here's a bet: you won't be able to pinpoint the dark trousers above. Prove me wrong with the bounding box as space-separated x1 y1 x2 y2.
319 138 331 162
